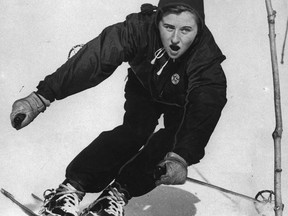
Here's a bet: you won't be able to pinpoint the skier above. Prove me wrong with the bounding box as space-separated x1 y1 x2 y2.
10 0 227 215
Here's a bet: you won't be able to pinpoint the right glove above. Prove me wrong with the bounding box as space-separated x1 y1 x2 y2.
155 152 188 186
10 92 50 130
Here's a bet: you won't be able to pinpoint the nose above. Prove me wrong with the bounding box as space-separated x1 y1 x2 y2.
171 30 180 44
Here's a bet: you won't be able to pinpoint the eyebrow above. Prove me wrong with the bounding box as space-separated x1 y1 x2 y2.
163 23 174 27
163 23 193 29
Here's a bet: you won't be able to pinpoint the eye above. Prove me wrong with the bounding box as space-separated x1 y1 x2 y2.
163 24 175 32
180 27 192 34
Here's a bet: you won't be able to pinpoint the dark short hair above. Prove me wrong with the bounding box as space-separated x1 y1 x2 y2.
157 5 201 28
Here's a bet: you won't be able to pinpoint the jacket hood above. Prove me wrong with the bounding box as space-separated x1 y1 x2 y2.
157 0 205 26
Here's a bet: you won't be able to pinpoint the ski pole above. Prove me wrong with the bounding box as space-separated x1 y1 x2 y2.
185 176 261 203
154 166 261 203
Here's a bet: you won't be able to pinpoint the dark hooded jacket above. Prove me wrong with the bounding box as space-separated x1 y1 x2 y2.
36 0 227 165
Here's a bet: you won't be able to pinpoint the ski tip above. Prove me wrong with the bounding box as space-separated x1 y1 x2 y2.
1 188 14 198
31 193 43 202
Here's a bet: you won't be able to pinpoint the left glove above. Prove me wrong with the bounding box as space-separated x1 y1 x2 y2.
10 92 50 130
155 152 188 186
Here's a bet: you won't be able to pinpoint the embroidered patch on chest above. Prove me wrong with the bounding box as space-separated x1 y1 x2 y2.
171 73 180 85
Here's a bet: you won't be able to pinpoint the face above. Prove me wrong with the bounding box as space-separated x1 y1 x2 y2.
158 11 198 59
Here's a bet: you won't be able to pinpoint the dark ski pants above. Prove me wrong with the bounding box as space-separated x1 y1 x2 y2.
66 70 183 198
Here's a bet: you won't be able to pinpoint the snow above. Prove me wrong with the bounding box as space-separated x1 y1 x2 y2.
1 0 288 216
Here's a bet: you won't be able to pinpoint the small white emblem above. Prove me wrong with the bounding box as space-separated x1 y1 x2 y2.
171 73 180 85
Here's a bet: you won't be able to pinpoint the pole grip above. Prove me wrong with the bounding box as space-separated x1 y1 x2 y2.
14 113 26 128
153 165 167 180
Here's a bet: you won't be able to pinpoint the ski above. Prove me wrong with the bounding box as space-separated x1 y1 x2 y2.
1 188 39 216
31 193 43 202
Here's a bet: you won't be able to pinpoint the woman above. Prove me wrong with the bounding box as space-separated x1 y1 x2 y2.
10 0 227 215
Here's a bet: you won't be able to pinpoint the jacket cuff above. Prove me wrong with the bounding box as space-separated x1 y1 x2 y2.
165 152 188 169
173 149 201 166
36 81 56 103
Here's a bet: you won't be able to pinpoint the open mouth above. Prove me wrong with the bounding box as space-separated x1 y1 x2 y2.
170 45 180 51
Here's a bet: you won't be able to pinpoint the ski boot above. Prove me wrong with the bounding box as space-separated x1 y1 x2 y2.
39 183 85 216
80 183 129 216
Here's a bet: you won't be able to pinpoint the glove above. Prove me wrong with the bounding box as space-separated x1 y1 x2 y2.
10 92 50 130
155 152 188 186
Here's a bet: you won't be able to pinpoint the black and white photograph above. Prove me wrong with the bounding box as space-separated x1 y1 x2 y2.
1 1 288 215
